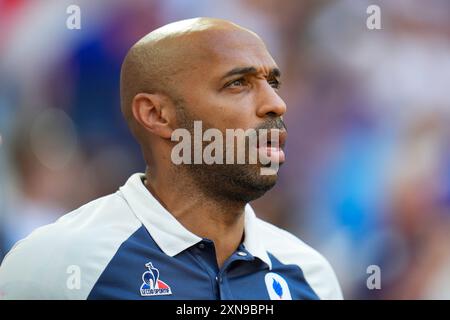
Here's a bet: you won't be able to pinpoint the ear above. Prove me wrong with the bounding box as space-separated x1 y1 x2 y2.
131 93 174 139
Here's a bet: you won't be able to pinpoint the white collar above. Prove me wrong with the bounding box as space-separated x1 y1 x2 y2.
119 173 272 269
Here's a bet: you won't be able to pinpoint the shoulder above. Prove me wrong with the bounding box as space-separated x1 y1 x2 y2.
0 192 141 299
256 218 343 300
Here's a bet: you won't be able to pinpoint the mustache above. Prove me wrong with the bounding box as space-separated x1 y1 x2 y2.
254 117 287 132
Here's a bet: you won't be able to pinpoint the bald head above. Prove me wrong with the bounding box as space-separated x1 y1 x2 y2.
120 18 264 137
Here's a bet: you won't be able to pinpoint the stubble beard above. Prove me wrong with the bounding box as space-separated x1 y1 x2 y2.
172 99 278 204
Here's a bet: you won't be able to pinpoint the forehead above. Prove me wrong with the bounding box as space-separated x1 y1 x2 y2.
186 28 278 77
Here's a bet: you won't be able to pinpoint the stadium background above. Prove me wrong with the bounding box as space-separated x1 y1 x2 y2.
1 0 450 299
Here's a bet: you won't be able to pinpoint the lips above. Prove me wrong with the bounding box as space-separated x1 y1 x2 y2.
257 129 287 164
263 146 285 163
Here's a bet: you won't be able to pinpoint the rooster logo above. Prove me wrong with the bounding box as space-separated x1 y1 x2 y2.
140 262 172 296
142 262 160 289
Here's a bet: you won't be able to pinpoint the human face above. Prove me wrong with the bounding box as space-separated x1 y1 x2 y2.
172 28 288 202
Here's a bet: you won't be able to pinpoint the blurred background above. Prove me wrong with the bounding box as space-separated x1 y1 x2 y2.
1 0 450 299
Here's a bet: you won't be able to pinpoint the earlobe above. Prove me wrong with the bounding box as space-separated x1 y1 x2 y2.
131 93 173 139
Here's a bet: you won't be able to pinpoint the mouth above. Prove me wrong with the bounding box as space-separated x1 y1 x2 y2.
257 129 287 164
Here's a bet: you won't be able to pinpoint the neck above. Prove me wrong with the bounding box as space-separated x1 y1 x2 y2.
144 166 247 268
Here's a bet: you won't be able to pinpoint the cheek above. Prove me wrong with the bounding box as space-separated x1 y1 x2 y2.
206 93 257 129
183 85 256 129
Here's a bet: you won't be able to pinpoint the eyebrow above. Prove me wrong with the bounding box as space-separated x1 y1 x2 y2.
221 66 281 80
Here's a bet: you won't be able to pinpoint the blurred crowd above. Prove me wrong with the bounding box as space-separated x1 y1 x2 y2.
1 0 449 299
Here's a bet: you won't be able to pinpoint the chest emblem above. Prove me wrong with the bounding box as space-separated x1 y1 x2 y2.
264 272 292 300
140 262 172 297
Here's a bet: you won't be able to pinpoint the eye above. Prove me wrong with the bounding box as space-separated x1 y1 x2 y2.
226 78 247 88
268 78 281 89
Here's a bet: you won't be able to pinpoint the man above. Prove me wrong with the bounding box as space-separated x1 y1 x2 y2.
0 18 342 299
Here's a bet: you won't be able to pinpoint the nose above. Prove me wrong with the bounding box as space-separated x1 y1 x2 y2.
255 82 287 118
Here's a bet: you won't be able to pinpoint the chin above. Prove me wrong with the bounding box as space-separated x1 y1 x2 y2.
228 170 279 203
